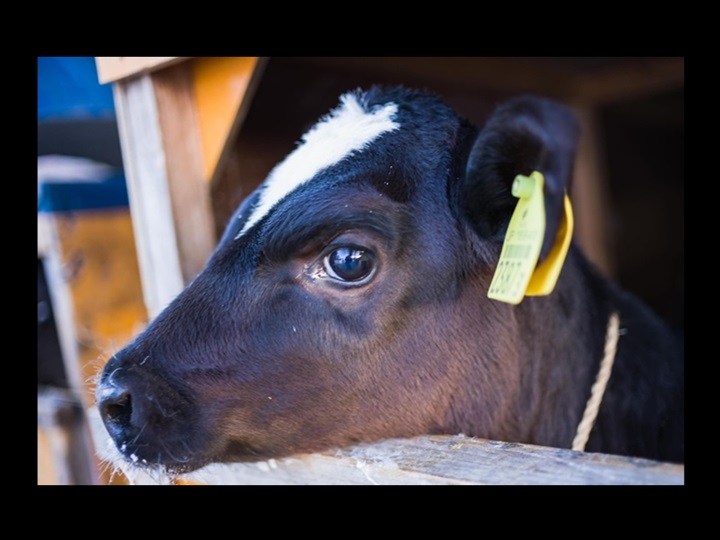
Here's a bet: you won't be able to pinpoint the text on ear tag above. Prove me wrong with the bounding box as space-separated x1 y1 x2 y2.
488 171 574 305
488 171 546 304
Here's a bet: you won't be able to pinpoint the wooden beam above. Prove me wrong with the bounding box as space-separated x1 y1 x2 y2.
190 56 267 183
289 57 684 106
152 63 217 282
96 57 187 84
86 402 682 485
571 57 684 105
113 75 185 318
112 58 266 297
176 436 683 485
290 57 576 99
41 227 87 397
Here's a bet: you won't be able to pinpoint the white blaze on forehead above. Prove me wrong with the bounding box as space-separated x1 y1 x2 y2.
236 92 400 238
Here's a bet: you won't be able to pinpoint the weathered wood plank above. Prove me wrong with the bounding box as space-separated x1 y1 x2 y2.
113 75 185 318
152 62 217 282
96 57 187 84
87 402 682 485
175 436 683 486
112 59 265 304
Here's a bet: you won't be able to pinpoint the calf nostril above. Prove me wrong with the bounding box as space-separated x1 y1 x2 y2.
98 387 133 430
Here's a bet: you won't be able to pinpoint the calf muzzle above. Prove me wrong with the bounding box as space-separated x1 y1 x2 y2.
95 352 203 472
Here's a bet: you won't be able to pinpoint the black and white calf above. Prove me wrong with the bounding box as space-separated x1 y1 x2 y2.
96 86 684 474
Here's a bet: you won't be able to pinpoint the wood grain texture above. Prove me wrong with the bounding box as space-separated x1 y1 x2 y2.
152 63 217 282
95 57 187 84
113 75 185 318
177 435 683 485
87 404 683 486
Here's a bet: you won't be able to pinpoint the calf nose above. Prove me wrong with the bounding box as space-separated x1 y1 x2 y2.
96 377 137 445
94 348 202 468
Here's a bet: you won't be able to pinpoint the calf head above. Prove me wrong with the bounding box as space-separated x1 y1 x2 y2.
96 86 578 474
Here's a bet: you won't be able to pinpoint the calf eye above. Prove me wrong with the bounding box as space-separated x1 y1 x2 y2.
323 247 376 283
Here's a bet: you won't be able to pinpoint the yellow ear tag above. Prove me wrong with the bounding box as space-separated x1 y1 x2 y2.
488 172 546 304
487 171 573 304
525 191 573 296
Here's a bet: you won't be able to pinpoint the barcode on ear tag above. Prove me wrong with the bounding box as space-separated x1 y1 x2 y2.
488 172 546 305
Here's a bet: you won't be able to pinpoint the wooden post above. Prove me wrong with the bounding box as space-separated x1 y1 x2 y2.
107 57 264 316
152 63 217 283
113 75 186 318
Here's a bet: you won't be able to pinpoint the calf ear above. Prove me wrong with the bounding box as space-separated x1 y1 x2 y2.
460 96 579 261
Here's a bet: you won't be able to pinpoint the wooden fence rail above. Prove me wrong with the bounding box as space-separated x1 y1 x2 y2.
87 408 682 486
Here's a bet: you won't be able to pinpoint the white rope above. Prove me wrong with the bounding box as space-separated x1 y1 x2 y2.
572 312 621 452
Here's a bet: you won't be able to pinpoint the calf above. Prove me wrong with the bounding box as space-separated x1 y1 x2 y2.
96 86 684 475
